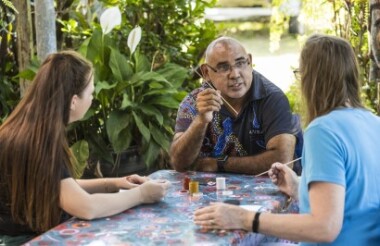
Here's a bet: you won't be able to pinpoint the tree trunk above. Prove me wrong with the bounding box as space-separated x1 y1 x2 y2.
370 0 380 114
13 0 33 96
35 0 57 61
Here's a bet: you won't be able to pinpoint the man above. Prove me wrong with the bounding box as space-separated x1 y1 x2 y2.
170 36 302 175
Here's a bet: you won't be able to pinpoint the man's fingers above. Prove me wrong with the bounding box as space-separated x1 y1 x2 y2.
198 90 223 104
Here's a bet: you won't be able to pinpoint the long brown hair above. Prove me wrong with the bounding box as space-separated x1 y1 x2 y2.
300 34 364 125
0 51 93 232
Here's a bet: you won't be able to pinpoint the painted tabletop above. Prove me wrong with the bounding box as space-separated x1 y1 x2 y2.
26 170 299 246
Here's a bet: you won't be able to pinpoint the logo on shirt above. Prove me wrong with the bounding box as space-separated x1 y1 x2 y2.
250 110 263 135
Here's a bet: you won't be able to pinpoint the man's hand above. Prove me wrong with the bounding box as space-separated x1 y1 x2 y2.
194 157 218 172
196 88 223 123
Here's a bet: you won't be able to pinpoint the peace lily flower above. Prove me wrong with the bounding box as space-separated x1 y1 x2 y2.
127 26 142 55
79 0 88 15
100 6 121 35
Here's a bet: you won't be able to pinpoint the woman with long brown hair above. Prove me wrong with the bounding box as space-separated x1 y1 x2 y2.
0 51 170 245
194 34 380 245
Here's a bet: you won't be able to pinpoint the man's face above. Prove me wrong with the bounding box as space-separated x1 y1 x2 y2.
204 42 253 100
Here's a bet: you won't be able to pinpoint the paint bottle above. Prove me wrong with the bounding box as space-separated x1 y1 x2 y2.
183 176 190 190
189 180 199 195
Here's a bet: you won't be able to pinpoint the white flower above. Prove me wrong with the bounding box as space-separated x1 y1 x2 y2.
127 26 142 55
100 7 121 35
79 0 88 15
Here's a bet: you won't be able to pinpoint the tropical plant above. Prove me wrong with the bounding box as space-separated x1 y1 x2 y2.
67 6 189 177
57 0 217 87
4 0 219 176
281 0 371 121
0 0 19 123
299 0 371 110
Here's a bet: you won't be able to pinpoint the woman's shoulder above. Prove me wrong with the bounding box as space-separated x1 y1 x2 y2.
307 108 379 135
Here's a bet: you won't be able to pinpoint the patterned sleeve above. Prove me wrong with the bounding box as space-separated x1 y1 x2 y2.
174 87 203 133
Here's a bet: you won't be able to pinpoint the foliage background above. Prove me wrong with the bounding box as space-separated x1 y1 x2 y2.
0 0 375 174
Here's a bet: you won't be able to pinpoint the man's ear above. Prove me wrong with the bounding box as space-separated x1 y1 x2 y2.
248 53 253 65
200 64 210 81
70 95 78 111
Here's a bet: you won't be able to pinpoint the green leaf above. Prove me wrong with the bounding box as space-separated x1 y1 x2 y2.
143 88 177 97
112 127 133 154
150 96 180 109
85 29 103 62
95 81 116 95
71 140 89 163
78 37 91 57
121 94 133 109
140 105 163 125
134 50 150 72
156 63 189 88
16 57 39 80
87 134 114 164
109 48 133 82
142 141 160 168
130 71 170 85
18 69 36 80
174 91 188 101
149 81 164 89
106 110 131 152
70 140 89 178
150 123 170 150
132 111 150 142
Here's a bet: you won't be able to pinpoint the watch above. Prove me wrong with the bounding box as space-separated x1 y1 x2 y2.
217 155 228 172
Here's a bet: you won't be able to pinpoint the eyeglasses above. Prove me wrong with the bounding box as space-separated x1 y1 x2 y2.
205 58 250 74
293 68 301 80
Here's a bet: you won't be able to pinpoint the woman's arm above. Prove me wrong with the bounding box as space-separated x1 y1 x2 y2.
195 181 344 243
76 174 149 193
257 182 344 242
60 178 169 220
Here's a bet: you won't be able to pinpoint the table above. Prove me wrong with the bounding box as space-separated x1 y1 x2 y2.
26 170 299 245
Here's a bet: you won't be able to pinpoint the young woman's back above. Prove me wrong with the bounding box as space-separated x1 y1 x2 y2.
0 51 170 245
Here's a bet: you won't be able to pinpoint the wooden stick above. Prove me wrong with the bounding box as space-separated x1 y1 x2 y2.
192 67 239 118
204 81 239 118
254 157 302 177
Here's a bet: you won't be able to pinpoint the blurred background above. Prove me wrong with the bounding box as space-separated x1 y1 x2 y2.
0 0 373 175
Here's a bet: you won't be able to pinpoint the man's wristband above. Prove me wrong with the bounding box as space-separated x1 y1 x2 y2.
252 212 261 233
217 155 228 172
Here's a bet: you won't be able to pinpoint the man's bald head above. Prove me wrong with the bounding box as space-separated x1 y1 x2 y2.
204 37 248 63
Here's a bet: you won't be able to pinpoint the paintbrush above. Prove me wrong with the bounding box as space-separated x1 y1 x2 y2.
254 157 302 177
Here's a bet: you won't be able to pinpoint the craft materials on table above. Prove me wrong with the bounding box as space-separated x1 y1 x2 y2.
26 170 298 246
189 180 200 195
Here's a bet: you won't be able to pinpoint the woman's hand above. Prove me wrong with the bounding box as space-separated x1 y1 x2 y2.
138 180 171 203
268 162 299 200
126 174 149 185
194 203 252 231
115 174 150 190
